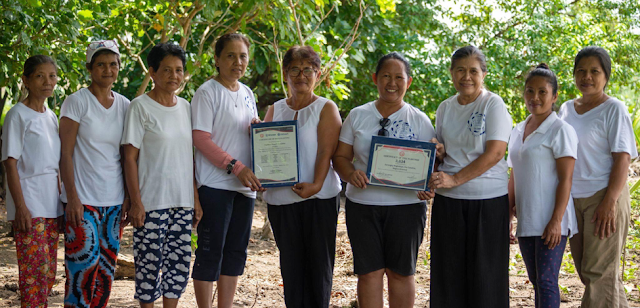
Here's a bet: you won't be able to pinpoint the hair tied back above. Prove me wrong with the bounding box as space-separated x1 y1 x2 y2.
536 63 550 70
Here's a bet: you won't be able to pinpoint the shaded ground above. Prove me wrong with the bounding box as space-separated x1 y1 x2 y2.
0 188 639 307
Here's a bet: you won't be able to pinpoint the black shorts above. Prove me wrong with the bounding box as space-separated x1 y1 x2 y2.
345 198 427 276
191 186 255 281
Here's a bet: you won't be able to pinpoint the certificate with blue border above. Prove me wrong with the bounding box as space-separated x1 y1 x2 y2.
366 136 436 191
251 121 300 187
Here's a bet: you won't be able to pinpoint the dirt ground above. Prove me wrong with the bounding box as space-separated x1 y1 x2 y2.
0 192 639 307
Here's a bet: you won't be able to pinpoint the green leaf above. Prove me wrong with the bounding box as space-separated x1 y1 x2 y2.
78 9 94 20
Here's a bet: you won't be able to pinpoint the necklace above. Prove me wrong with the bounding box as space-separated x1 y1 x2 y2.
229 88 240 107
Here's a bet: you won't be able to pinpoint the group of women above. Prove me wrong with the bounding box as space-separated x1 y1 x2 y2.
1 30 634 308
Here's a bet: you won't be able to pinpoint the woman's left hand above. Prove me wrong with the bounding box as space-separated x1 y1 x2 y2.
429 171 458 190
417 190 435 200
430 138 445 162
592 199 617 239
193 199 203 229
292 182 321 199
541 219 563 249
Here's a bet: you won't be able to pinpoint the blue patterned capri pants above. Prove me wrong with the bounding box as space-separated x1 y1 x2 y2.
133 207 193 303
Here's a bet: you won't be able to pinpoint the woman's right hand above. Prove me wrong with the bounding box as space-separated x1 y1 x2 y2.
65 197 84 228
13 205 32 232
128 201 146 228
348 170 369 189
237 167 264 191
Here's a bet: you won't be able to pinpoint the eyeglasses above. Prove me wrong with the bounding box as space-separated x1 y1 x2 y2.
288 67 317 77
88 40 118 50
378 118 390 136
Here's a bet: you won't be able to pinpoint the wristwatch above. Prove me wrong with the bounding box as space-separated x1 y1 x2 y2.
226 159 237 174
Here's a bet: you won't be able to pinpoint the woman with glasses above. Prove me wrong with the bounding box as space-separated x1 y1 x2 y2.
428 45 512 308
262 46 342 307
59 40 131 308
2 55 62 308
190 33 261 308
333 52 437 307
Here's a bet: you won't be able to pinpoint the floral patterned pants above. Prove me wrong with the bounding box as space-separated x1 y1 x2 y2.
14 217 60 308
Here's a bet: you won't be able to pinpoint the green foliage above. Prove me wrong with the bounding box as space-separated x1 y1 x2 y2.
1 0 639 126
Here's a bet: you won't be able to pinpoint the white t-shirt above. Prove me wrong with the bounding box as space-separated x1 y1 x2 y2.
191 79 258 198
263 97 342 205
507 112 578 237
121 94 194 211
435 89 512 199
59 88 130 205
339 101 436 206
558 97 638 198
1 103 62 220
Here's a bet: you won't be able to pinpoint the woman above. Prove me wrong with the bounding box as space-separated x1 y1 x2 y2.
558 46 636 308
122 42 201 308
190 33 260 308
333 52 436 308
2 55 62 308
60 39 130 308
508 63 578 308
262 46 342 307
429 45 513 308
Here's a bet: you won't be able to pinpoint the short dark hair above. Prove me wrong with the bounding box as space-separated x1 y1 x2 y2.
573 46 612 87
214 33 251 72
87 49 120 70
375 52 411 77
23 55 57 77
450 45 487 72
147 43 186 72
525 63 558 95
283 46 321 71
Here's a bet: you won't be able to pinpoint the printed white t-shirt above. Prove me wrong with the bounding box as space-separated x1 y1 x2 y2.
59 88 130 206
339 101 436 206
191 79 258 198
121 94 194 211
1 103 62 220
507 112 578 237
435 89 512 199
558 97 638 198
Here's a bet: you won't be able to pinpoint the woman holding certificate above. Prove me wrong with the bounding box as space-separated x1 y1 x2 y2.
507 63 578 308
333 52 436 308
262 46 342 308
428 45 512 308
558 46 636 308
190 33 261 308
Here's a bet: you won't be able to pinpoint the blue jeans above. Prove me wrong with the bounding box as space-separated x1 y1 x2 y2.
518 236 568 308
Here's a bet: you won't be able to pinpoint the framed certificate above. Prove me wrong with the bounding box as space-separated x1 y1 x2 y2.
366 136 436 191
251 121 300 187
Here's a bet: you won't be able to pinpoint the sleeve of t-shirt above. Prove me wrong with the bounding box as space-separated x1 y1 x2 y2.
485 96 513 142
1 108 24 161
338 111 355 145
59 93 86 123
607 102 638 158
435 102 445 143
506 127 517 168
120 101 146 149
551 124 579 160
191 86 215 133
418 112 436 141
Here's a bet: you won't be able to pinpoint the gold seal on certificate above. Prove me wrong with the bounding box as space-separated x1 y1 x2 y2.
366 136 436 191
251 120 300 187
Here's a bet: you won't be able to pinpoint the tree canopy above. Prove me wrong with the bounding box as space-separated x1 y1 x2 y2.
1 0 639 123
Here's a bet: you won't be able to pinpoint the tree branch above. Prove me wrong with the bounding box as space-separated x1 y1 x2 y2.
287 0 305 45
316 1 368 89
303 3 336 43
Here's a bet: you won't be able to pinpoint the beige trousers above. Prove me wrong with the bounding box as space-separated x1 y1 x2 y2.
570 184 630 308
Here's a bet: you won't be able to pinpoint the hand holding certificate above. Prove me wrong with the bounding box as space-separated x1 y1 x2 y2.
366 136 436 191
251 121 300 187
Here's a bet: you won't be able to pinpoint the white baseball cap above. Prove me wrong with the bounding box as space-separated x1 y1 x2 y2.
86 39 120 64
